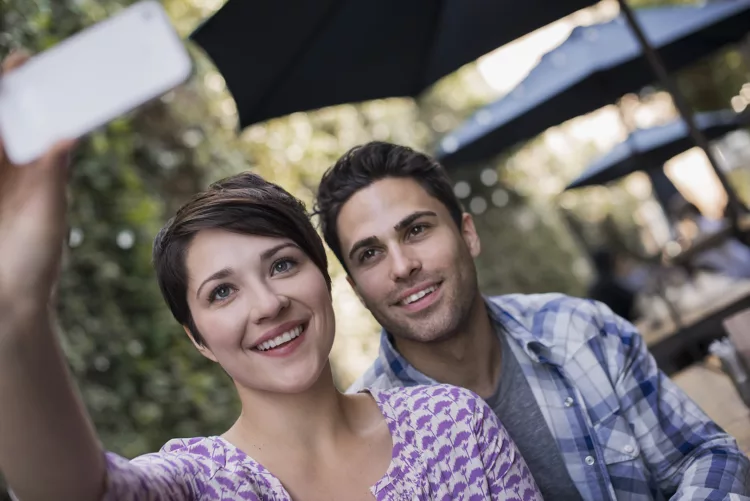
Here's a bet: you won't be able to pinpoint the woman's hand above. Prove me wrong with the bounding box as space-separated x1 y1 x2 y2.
0 51 77 322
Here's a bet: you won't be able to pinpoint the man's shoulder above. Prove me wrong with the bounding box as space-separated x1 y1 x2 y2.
490 292 611 326
346 362 405 394
489 292 631 347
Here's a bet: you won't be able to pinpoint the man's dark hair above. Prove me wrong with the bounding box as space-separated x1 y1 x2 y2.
313 141 464 269
153 172 331 346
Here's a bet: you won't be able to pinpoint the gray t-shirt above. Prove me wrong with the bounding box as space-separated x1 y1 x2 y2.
486 329 583 501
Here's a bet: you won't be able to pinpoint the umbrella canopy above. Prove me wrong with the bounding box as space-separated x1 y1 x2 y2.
565 109 750 190
437 0 750 168
190 0 598 128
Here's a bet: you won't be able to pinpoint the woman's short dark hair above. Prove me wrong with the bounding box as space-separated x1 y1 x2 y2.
313 141 464 270
153 172 331 346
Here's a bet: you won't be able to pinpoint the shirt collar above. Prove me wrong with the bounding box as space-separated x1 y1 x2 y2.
378 295 561 383
484 296 560 364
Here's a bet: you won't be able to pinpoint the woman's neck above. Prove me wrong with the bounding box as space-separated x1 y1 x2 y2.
223 363 394 498
225 362 354 454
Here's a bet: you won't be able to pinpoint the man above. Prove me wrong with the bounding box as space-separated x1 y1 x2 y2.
670 198 750 280
313 141 750 501
587 248 638 322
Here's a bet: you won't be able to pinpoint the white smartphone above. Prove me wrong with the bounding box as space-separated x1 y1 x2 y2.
0 0 193 164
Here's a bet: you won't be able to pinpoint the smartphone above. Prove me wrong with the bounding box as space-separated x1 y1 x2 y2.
0 0 193 164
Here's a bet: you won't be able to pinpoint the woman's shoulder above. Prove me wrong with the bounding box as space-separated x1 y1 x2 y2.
104 436 281 500
369 384 487 427
127 435 268 476
116 437 227 474
158 436 234 465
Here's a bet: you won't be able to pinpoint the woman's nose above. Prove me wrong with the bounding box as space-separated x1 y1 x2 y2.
248 283 290 324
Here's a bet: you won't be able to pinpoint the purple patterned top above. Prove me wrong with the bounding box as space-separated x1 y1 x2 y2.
103 385 542 500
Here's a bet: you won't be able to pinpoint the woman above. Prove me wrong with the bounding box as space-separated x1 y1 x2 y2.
0 52 541 501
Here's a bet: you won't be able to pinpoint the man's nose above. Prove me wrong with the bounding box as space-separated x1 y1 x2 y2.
388 245 421 281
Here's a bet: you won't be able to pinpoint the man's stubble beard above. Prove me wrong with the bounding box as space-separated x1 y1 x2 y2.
369 253 480 345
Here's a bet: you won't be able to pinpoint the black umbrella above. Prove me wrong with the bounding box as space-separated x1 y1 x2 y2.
437 1 750 168
565 109 750 190
190 0 597 128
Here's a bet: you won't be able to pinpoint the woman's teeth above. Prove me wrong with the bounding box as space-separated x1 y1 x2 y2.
256 325 303 351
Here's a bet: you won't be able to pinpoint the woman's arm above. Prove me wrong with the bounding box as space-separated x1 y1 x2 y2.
0 311 106 501
0 51 211 501
0 51 107 501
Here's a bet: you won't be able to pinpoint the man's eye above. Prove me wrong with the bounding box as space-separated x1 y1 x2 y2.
360 249 378 262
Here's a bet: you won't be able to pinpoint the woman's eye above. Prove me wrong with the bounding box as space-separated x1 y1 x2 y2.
271 258 296 275
209 284 234 303
409 224 427 236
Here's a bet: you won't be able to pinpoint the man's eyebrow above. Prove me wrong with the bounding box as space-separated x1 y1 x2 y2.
394 211 437 232
348 236 379 261
346 211 438 261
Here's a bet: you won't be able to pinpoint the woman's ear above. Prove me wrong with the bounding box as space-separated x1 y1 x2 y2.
183 325 218 363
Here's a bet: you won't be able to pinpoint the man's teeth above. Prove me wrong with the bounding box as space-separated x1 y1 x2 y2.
402 285 437 305
256 325 303 351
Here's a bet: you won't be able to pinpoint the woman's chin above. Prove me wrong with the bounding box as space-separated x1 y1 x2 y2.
237 360 330 395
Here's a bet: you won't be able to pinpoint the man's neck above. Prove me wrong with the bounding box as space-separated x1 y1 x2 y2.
393 295 502 398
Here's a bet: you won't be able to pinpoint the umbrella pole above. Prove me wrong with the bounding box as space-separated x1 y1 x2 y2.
616 0 746 224
614 101 686 332
740 35 750 71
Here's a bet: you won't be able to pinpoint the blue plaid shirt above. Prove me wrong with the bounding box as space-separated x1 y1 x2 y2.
348 293 750 501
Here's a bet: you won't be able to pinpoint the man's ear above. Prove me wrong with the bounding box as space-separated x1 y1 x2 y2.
183 325 218 363
460 213 481 258
346 275 366 307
